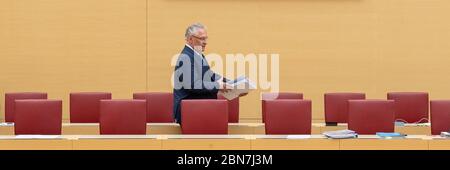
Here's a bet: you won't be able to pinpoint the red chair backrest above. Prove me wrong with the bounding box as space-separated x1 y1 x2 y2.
133 92 174 123
264 99 311 134
14 99 62 135
217 94 239 123
70 92 112 123
431 100 450 135
261 92 303 123
99 100 147 135
348 100 395 134
5 92 47 122
181 100 228 134
324 93 366 123
387 92 429 123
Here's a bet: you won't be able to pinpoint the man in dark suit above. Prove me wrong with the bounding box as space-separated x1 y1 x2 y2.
172 23 244 124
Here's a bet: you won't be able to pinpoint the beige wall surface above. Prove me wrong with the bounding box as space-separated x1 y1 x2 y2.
2 0 450 122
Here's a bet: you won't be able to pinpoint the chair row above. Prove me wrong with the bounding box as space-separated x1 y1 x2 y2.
3 92 450 135
262 92 429 124
4 92 239 123
8 98 450 135
262 92 449 135
9 98 230 135
5 92 431 124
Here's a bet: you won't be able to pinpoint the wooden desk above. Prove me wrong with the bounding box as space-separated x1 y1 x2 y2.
250 135 339 150
315 123 431 135
0 135 450 150
72 135 162 150
0 136 72 150
162 135 251 150
0 123 433 135
340 135 429 150
426 136 450 150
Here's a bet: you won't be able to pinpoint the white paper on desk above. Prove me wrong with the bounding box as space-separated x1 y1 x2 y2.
219 76 256 100
15 135 61 139
0 122 14 126
287 135 311 139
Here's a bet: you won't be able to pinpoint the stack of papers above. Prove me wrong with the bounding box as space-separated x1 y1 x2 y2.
0 122 14 126
441 132 450 137
323 130 358 139
376 132 407 138
219 76 256 100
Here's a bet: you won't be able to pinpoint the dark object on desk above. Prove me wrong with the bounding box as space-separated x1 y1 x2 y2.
326 122 338 126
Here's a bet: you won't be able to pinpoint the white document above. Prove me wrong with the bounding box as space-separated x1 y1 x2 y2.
15 135 61 139
441 132 450 137
322 130 358 139
219 76 256 100
0 122 14 126
287 135 311 139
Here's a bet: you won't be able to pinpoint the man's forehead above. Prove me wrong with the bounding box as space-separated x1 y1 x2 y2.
195 29 207 36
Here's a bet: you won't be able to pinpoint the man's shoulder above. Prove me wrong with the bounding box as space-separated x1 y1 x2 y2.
181 45 194 55
177 46 194 59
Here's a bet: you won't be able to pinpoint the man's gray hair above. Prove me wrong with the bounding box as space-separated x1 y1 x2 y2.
185 23 206 39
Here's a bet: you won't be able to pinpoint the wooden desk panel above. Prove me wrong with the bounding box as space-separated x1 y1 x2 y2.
428 139 450 150
0 135 449 150
0 126 13 135
340 138 428 150
162 139 251 150
148 124 181 134
229 125 255 134
63 125 99 135
251 138 339 150
73 139 162 150
395 126 430 135
0 139 72 150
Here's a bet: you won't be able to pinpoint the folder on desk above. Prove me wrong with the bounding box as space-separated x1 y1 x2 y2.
323 129 358 139
219 76 256 100
376 132 407 138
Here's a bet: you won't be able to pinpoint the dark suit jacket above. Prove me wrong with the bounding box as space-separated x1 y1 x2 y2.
172 45 226 124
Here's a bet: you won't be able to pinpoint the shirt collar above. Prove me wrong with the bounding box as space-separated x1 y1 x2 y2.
185 44 203 57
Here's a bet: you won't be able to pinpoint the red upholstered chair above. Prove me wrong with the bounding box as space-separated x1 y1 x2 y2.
14 99 62 135
261 92 303 123
387 92 429 123
324 93 366 124
264 99 311 134
430 100 450 135
70 92 112 123
133 92 174 123
5 92 47 122
181 100 228 134
99 100 147 135
218 93 239 123
348 100 395 134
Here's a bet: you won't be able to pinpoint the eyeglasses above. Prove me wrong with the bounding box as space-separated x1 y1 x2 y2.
191 35 208 42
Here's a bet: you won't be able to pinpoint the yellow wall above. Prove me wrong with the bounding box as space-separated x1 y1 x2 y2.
2 0 450 122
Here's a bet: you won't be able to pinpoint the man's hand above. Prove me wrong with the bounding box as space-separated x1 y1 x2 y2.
219 81 231 93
